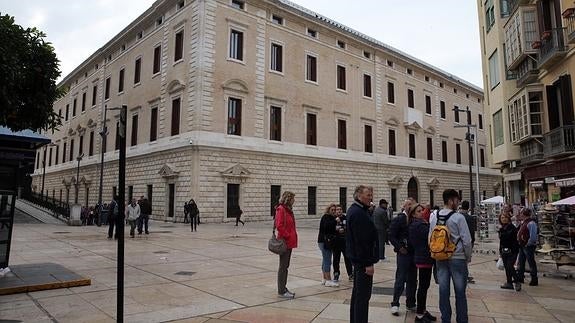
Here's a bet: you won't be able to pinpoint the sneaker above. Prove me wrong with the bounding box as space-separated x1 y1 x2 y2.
278 291 295 299
333 272 340 282
500 283 514 290
423 311 437 321
529 278 538 286
415 316 430 323
391 306 399 316
321 279 326 285
514 282 522 291
324 280 339 287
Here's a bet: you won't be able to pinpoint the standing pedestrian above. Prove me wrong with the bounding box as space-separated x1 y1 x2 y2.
183 202 190 223
373 199 390 261
498 211 521 291
516 208 538 286
188 199 199 232
107 196 119 240
347 185 379 323
126 198 140 238
275 191 298 299
389 197 417 316
317 204 339 287
332 204 353 282
460 200 476 283
235 206 245 226
429 189 472 323
138 196 151 235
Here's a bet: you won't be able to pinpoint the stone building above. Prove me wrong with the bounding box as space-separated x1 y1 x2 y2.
33 0 501 222
477 0 575 204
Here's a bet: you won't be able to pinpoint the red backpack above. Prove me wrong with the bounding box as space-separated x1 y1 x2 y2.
517 218 533 247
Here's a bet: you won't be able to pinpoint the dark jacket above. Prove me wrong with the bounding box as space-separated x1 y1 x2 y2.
139 199 152 215
408 218 434 266
373 206 390 241
318 213 338 243
346 201 379 267
499 223 519 254
388 213 411 253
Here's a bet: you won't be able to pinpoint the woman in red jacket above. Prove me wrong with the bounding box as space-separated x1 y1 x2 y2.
275 191 298 299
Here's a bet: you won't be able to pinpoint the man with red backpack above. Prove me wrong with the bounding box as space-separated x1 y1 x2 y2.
516 208 538 286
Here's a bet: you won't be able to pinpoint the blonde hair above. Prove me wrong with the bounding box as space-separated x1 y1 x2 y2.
279 191 295 207
324 203 337 214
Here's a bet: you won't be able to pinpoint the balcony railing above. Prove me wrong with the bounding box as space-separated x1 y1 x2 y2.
544 125 575 157
539 27 568 70
520 139 544 164
566 13 575 43
501 0 531 18
516 57 539 87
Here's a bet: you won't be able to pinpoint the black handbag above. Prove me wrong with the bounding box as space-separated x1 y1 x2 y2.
268 213 287 255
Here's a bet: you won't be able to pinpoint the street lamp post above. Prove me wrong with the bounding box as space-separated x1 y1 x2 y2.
117 105 127 322
75 153 84 205
453 106 481 214
41 148 46 200
97 105 109 226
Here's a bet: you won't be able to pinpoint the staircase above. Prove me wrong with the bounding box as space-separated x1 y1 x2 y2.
15 199 67 225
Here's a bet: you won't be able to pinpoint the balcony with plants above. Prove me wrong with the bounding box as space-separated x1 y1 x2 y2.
500 0 533 18
538 27 568 69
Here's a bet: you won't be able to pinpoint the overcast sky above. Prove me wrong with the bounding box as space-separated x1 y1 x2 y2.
2 0 484 88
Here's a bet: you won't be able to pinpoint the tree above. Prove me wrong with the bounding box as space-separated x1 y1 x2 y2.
0 14 64 132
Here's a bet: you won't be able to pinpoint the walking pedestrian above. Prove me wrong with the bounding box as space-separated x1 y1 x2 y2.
408 203 437 322
332 204 353 282
275 191 298 299
389 197 417 316
138 196 151 235
498 211 521 291
347 185 378 323
517 208 538 286
235 206 245 226
373 199 390 260
318 204 339 287
188 199 199 232
429 189 472 323
183 202 190 223
107 197 119 240
126 198 140 238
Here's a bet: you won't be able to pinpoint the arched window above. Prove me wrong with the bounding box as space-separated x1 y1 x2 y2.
407 177 419 202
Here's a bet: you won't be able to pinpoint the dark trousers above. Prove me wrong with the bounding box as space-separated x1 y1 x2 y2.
416 267 433 314
108 218 116 239
350 266 373 323
502 251 519 284
183 212 189 223
517 245 538 281
278 249 292 294
377 229 387 259
235 216 244 226
391 254 417 307
128 220 136 237
138 214 149 234
333 239 353 277
190 215 198 231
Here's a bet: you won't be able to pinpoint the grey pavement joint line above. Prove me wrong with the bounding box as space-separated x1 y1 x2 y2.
30 296 60 323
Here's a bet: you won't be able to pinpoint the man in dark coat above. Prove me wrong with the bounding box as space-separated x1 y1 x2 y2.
373 199 390 260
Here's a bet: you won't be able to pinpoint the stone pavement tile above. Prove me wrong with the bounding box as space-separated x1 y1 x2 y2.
311 319 348 323
37 294 114 322
315 303 405 323
204 311 232 319
533 297 575 312
79 265 172 289
28 287 74 299
0 298 36 311
484 299 556 319
549 308 575 323
495 318 550 323
266 299 330 313
159 317 210 323
0 304 53 322
204 319 249 323
467 315 496 322
222 305 319 323
297 289 350 304
467 288 537 303
524 284 575 300
0 292 30 304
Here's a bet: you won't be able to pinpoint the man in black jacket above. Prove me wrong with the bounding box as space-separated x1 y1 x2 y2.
346 185 379 323
388 197 417 316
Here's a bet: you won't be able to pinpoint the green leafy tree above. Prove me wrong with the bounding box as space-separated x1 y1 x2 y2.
0 13 64 132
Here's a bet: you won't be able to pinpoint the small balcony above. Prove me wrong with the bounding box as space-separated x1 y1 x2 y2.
515 57 539 87
539 27 568 70
520 139 544 164
544 125 575 157
502 0 532 17
565 10 575 43
504 6 539 70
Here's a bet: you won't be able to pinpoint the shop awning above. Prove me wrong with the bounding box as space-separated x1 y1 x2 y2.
555 178 575 187
503 172 522 182
530 181 544 188
481 196 504 204
552 195 575 205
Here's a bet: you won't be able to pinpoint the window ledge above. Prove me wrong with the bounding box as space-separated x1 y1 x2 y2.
387 102 396 106
305 80 319 86
173 59 184 67
305 144 319 149
133 82 141 89
269 69 284 76
268 140 283 145
227 57 246 65
226 134 243 139
336 88 347 94
362 96 373 101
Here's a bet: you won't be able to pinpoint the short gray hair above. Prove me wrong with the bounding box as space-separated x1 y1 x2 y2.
353 185 372 200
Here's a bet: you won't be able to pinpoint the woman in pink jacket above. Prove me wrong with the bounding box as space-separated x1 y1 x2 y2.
275 191 298 299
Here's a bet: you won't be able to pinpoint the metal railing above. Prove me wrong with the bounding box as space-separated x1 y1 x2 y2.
500 0 530 18
566 14 575 43
516 57 539 87
22 191 70 219
520 139 544 164
544 125 575 157
539 27 567 69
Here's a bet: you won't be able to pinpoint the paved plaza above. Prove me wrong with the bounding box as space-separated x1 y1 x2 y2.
1 219 575 322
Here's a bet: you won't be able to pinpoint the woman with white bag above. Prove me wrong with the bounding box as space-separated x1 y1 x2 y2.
498 211 521 291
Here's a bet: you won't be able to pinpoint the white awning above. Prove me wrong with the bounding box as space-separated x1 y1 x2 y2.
555 178 575 187
503 172 522 182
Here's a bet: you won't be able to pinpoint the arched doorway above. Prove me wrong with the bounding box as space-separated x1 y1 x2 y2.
407 177 419 202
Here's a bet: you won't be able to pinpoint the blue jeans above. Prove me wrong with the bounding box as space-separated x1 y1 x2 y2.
436 258 468 323
517 245 537 281
391 254 417 307
318 242 332 273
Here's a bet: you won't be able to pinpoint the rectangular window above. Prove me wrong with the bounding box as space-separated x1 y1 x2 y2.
493 109 504 146
307 28 317 38
134 57 142 84
407 89 414 108
427 137 433 160
78 135 84 156
407 68 413 75
62 142 66 163
409 134 416 158
363 74 372 98
339 187 347 212
115 122 120 150
92 85 97 106
391 188 397 211
72 98 77 117
488 50 500 89
364 125 373 153
270 43 283 72
425 95 432 114
387 82 395 104
337 65 346 90
337 119 347 149
69 139 74 161
131 114 138 146
442 140 448 162
307 186 317 215
177 0 185 10
454 106 460 123
128 186 133 202
229 29 244 61
65 104 69 121
48 147 52 167
337 40 346 49
389 129 396 156
113 186 117 200
227 97 242 136
485 0 495 32
456 143 461 164
175 30 184 62
479 114 484 130
105 77 111 99
81 92 86 112
363 51 371 59
469 146 474 166
55 145 59 165
153 45 161 74
387 60 394 67
118 69 125 93
231 0 244 10
440 101 446 119
272 15 283 25
306 113 317 145
150 107 158 142
459 190 463 200
147 184 153 205
270 106 282 141
89 131 94 156
480 148 485 167
271 185 281 217
171 98 181 136
467 110 472 125
306 55 317 82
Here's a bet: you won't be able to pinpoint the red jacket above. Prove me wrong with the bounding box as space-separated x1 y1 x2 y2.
275 204 298 249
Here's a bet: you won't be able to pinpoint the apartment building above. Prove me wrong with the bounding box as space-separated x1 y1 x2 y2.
32 0 500 222
478 0 575 204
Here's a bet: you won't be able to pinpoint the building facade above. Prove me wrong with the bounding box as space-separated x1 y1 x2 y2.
478 0 575 205
33 0 500 222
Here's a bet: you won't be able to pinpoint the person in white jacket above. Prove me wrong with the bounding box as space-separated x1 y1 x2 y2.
126 199 141 238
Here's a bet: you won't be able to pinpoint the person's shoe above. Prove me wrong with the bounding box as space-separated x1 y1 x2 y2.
278 291 295 299
423 311 437 321
514 282 522 291
321 279 326 285
529 278 538 286
145 231 149 234
415 315 431 323
407 305 417 312
324 280 339 287
500 283 514 289
138 232 142 235
348 274 354 282
333 272 340 282
391 306 399 316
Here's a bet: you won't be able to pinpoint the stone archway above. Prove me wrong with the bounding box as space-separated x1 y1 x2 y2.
407 177 419 202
